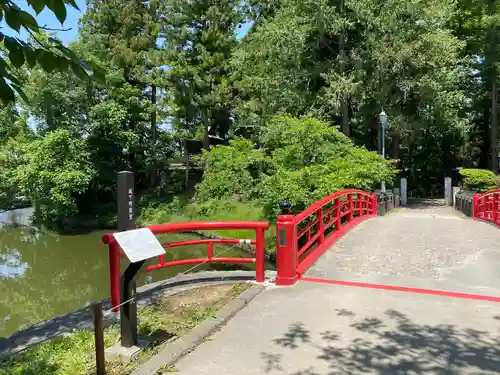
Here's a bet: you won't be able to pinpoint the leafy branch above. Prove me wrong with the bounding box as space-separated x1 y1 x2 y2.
0 0 105 103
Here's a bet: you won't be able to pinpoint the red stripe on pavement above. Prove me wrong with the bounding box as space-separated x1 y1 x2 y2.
301 276 500 302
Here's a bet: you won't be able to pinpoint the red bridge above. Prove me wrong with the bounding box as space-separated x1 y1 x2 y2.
102 188 500 374
102 189 377 310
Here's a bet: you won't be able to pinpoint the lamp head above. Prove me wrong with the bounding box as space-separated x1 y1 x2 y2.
379 110 388 129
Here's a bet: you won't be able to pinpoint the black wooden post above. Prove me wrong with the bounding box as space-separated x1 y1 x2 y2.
92 302 106 375
120 260 145 348
117 171 141 348
117 171 136 232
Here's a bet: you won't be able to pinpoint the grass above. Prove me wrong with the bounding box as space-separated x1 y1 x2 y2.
0 283 250 375
139 199 277 254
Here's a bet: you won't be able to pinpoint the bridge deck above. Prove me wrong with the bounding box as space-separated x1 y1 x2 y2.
172 203 500 374
306 203 500 294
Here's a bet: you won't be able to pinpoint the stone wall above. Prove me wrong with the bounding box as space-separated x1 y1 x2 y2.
376 192 400 216
454 190 475 217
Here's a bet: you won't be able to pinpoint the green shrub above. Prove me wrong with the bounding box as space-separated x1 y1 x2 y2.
138 197 186 226
195 139 265 202
459 168 499 192
141 115 395 252
12 129 96 223
196 115 396 219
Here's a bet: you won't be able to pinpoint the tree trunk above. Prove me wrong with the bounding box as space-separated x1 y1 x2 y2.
202 109 210 151
391 132 400 160
480 103 490 169
488 0 499 173
442 134 452 178
377 123 381 155
150 84 157 187
339 0 350 137
364 117 372 150
490 72 498 173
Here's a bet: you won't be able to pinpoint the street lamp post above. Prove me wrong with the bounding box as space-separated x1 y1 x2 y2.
379 110 388 194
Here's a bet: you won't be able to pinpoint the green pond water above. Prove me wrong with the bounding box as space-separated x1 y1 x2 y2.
0 208 269 338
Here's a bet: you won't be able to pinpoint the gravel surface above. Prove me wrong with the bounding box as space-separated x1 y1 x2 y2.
307 204 500 290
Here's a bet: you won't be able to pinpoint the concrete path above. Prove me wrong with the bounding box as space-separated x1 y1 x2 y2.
170 202 500 374
307 201 500 293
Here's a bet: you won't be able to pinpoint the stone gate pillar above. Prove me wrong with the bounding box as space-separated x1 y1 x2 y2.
444 176 453 206
400 178 407 206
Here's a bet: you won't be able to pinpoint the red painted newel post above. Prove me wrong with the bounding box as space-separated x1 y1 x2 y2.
348 194 354 222
108 240 121 312
494 193 499 223
316 208 324 245
473 193 480 219
255 228 265 282
275 202 298 286
335 197 340 231
371 193 378 216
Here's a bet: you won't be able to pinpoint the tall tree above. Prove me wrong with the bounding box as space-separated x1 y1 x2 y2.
79 0 166 185
454 0 500 172
162 0 242 148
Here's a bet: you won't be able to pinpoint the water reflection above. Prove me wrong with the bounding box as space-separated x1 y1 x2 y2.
0 207 34 227
0 211 269 337
0 249 29 278
0 218 108 337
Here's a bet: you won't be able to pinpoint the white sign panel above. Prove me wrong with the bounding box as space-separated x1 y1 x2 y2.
113 228 165 263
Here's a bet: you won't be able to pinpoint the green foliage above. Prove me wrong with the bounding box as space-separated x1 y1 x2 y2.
195 139 265 202
196 115 396 219
139 198 271 243
162 0 242 141
13 129 96 222
0 0 105 103
0 137 25 209
459 168 500 192
3 0 498 228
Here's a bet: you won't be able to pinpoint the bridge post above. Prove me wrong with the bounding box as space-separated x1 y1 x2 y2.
473 193 480 219
493 193 499 223
255 228 266 282
316 209 324 244
335 198 340 231
108 241 121 312
348 194 353 221
371 193 377 215
276 202 298 286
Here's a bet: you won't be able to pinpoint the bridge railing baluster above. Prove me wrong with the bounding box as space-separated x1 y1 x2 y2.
103 221 270 311
275 189 377 286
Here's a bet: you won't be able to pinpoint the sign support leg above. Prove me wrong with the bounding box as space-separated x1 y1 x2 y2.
120 260 146 348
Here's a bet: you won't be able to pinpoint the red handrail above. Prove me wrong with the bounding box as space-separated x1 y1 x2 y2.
275 189 377 286
473 190 500 226
103 221 269 311
294 189 371 222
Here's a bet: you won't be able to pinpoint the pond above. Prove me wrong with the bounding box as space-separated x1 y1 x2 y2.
0 208 271 338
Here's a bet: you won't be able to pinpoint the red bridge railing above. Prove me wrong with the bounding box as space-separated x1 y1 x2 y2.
473 189 500 226
102 221 269 311
275 189 377 286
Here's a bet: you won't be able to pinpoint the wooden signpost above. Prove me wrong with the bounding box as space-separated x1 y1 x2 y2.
115 171 166 348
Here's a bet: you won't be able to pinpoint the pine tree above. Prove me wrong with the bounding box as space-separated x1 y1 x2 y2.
161 0 242 148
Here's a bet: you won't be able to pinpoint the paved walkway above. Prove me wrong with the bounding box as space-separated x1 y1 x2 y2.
171 202 500 374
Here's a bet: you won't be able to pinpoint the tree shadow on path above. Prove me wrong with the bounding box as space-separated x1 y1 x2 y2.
261 308 500 374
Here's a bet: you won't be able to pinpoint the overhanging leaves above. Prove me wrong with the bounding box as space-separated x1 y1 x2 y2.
4 6 22 32
47 0 67 24
0 78 15 102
